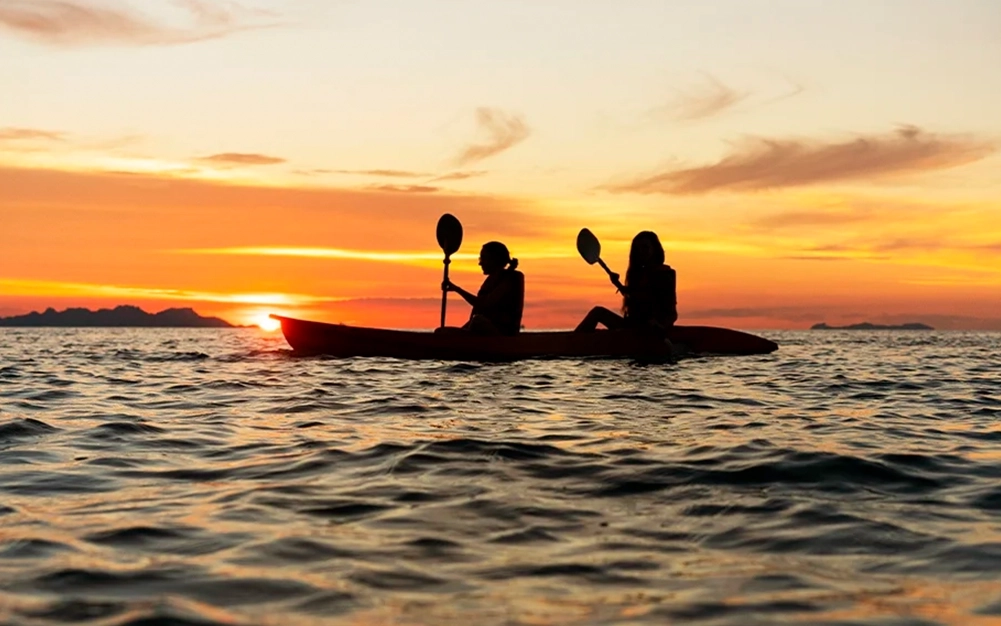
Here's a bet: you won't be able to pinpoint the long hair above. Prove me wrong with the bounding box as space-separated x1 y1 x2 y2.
623 231 664 314
481 241 519 271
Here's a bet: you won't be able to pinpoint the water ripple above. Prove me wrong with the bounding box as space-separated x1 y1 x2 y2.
0 328 999 625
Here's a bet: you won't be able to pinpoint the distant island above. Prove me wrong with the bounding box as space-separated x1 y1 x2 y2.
0 305 235 328
811 322 934 331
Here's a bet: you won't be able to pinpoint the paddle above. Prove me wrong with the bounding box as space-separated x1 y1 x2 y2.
576 228 618 282
436 213 463 328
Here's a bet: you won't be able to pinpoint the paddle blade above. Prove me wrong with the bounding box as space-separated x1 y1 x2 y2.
436 213 463 257
576 228 601 265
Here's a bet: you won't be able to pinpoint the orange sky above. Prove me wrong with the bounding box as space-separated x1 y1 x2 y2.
2 1 1000 330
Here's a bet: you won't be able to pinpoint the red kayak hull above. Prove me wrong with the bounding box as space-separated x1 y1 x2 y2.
272 316 778 360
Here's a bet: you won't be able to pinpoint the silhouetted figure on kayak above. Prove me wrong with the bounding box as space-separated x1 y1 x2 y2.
575 231 677 332
441 242 525 335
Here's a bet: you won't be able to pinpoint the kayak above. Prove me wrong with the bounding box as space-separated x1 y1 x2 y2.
271 315 778 360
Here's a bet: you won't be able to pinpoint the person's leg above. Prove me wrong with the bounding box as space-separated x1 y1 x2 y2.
574 306 624 332
467 314 502 336
433 326 467 334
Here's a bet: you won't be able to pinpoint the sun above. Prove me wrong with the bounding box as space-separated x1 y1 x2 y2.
253 313 281 332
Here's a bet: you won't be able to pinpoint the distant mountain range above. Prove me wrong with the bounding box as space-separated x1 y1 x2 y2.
811 322 934 330
0 306 235 328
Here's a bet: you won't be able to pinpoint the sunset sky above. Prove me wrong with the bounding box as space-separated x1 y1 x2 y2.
2 0 1000 330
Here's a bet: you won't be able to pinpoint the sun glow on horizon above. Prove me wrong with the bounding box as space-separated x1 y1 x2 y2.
253 313 281 332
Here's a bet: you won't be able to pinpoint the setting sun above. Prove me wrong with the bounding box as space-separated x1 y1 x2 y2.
254 314 281 332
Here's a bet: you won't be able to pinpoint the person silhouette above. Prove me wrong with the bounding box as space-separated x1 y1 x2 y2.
442 241 524 335
575 231 677 332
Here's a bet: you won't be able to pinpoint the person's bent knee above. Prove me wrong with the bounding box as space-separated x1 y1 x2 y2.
468 314 501 336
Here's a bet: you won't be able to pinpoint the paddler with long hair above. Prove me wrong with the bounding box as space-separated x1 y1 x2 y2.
574 231 677 332
441 241 524 335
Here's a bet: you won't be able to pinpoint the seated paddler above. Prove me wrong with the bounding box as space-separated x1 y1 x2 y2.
575 230 677 332
441 241 524 336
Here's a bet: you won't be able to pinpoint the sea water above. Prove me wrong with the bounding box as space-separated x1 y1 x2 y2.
1 328 1000 625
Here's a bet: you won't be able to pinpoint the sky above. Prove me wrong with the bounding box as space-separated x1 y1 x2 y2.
2 0 1000 330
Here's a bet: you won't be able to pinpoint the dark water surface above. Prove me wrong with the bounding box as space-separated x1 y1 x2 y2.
1 328 1000 625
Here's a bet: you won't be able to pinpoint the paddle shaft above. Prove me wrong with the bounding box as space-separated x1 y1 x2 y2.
595 257 625 293
596 257 613 277
440 255 451 328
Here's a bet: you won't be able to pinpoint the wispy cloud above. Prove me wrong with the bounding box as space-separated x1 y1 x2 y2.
0 164 561 243
0 0 274 47
803 237 1001 256
778 253 892 262
647 74 750 122
606 126 995 195
292 168 333 176
327 169 489 184
176 246 479 263
0 127 66 142
333 169 429 178
430 170 487 182
0 278 328 306
198 152 286 166
757 78 806 108
370 184 440 194
453 108 530 166
753 209 876 230
175 246 576 263
685 306 826 322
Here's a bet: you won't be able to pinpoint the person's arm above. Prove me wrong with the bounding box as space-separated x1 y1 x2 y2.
609 272 627 293
443 279 477 306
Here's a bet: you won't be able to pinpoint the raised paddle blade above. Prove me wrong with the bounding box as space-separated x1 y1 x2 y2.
577 228 601 265
436 213 463 257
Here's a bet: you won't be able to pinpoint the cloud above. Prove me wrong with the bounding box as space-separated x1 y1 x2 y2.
647 74 749 122
453 108 530 166
198 152 286 166
684 306 826 322
804 237 990 255
174 246 574 264
176 246 479 264
753 209 875 230
370 184 440 194
0 127 66 142
430 170 487 182
757 78 806 108
606 126 995 195
292 168 334 176
0 0 273 47
333 169 429 178
329 169 489 183
0 164 560 245
779 254 892 262
771 234 1001 265
0 278 328 306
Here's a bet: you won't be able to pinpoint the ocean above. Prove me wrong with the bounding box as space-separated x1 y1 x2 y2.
1 328 999 625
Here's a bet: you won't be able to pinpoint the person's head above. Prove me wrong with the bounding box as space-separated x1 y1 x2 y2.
478 241 519 275
628 231 665 270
